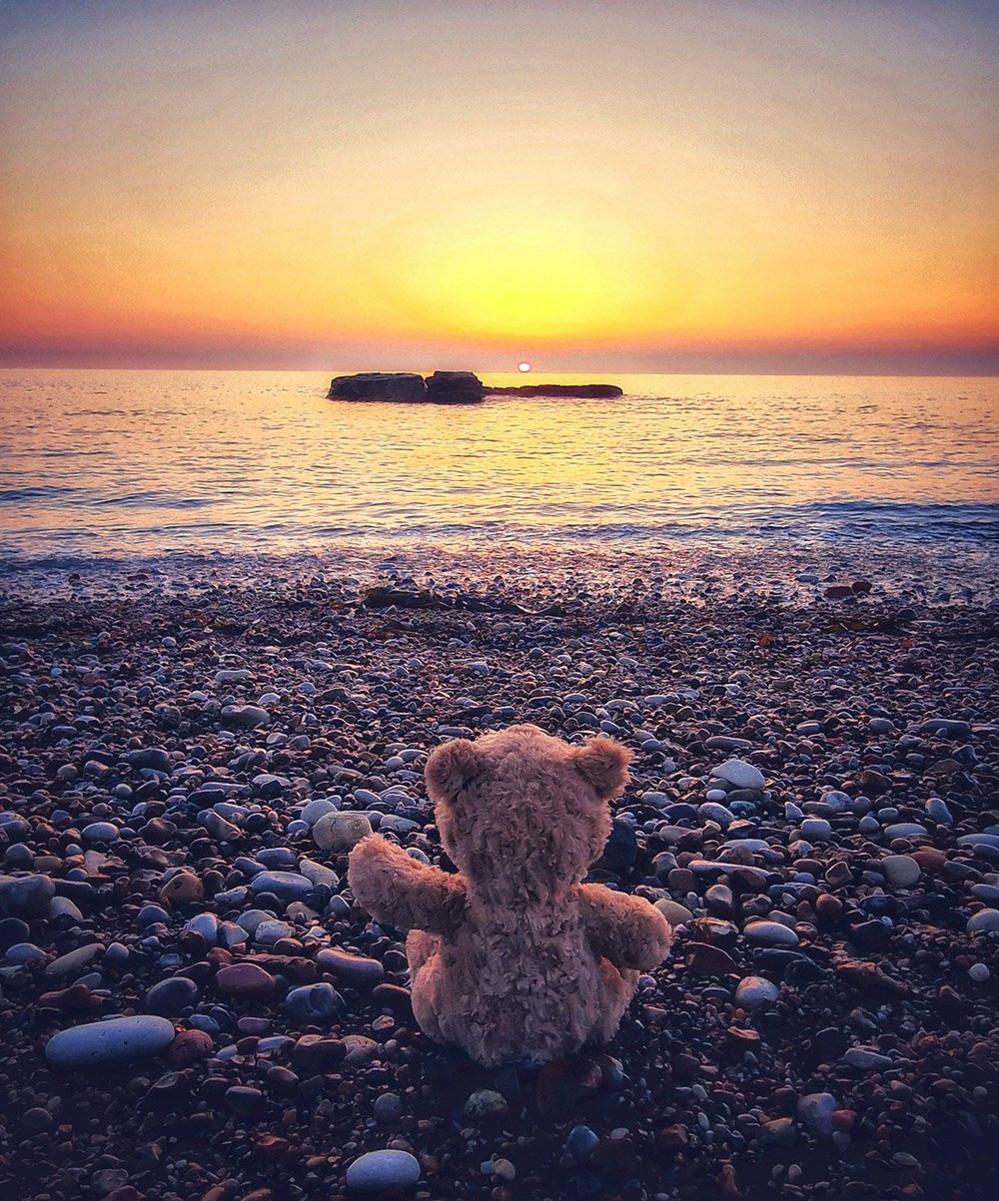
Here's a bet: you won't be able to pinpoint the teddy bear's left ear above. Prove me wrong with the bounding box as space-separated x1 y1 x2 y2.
572 736 632 801
426 738 483 805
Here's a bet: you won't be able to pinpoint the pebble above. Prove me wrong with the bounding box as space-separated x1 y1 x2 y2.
316 947 385 988
734 976 780 1009
464 1088 509 1117
81 821 118 844
966 908 999 935
44 943 104 978
284 982 345 1024
743 921 799 947
565 1124 600 1162
884 822 927 840
248 870 313 900
800 818 832 841
301 797 338 825
0 873 56 917
146 975 199 1015
216 962 278 1000
345 1149 421 1192
797 1092 838 1137
45 1016 176 1067
313 811 373 852
842 1046 892 1070
654 898 694 926
711 759 765 791
882 854 921 888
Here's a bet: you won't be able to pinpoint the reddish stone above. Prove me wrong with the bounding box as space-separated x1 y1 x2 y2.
144 817 177 844
291 1035 346 1071
725 1026 761 1056
536 1054 606 1113
159 872 204 906
38 983 97 1013
215 962 278 1000
168 1028 215 1065
685 942 739 975
836 959 907 996
241 952 317 982
912 848 946 872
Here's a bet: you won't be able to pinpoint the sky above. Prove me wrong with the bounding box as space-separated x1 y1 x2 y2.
1 0 997 373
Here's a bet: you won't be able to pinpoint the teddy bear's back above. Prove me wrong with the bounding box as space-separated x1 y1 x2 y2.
413 891 636 1065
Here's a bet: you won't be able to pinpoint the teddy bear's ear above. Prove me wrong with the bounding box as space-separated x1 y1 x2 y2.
572 736 632 800
426 738 483 804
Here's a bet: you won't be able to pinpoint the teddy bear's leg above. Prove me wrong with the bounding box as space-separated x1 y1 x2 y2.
406 930 446 1042
590 958 640 1043
406 928 440 976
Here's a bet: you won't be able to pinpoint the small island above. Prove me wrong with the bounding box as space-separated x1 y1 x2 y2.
484 382 623 398
327 372 623 403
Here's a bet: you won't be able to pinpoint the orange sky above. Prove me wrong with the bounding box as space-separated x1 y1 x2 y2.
1 1 997 372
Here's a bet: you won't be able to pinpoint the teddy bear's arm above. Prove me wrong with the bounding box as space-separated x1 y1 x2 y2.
348 835 467 934
576 883 673 971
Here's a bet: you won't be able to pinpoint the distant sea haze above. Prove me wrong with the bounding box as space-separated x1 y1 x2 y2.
0 370 996 571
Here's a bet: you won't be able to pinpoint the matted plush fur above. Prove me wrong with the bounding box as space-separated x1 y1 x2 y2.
347 724 673 1066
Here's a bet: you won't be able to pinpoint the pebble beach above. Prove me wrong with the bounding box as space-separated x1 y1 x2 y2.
1 543 997 1201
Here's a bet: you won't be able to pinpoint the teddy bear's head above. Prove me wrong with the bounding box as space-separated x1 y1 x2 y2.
425 724 631 903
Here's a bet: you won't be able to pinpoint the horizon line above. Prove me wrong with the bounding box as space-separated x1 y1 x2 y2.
1 362 996 379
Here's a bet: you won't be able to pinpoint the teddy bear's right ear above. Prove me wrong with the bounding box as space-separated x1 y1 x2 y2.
572 736 632 801
426 738 483 804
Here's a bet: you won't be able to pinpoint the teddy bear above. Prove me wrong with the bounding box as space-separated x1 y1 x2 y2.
347 723 673 1066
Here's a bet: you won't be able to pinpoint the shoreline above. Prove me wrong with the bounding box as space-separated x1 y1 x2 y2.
1 550 997 1199
3 537 998 601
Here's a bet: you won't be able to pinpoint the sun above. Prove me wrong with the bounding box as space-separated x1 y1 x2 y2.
517 361 532 372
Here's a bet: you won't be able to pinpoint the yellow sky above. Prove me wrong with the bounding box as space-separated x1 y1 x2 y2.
1 1 997 371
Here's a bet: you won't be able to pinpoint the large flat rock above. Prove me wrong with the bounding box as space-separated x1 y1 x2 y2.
328 373 427 402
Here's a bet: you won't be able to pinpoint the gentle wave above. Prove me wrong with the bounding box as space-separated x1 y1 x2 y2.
0 485 82 502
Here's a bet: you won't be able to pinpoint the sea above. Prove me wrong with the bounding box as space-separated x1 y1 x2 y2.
1 370 996 575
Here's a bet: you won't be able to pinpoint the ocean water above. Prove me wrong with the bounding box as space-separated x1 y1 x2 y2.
0 370 996 571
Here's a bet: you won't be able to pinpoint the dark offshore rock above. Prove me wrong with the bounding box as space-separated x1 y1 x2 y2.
484 382 623 398
425 371 485 404
328 372 427 402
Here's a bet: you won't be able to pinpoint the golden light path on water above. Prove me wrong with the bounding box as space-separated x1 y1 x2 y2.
0 371 996 565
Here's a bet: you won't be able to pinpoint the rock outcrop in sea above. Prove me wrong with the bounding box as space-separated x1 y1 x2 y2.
484 382 623 398
425 371 485 404
327 373 622 402
327 373 427 402
327 372 485 404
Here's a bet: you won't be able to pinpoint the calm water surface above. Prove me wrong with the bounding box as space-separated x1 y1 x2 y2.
0 370 996 568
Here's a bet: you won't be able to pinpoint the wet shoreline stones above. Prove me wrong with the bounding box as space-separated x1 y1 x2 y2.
1 546 998 1201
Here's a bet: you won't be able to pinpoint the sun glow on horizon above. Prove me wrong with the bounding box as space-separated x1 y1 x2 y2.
0 1 996 372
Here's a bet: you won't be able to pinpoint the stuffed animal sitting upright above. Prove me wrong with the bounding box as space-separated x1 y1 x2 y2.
347 724 673 1066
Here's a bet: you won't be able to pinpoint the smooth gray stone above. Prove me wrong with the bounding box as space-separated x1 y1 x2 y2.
45 1016 175 1067
345 1149 421 1191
